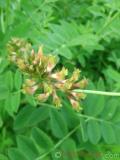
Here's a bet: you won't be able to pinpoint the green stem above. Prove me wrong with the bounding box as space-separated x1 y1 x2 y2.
73 89 120 96
13 89 120 97
1 9 5 34
36 123 80 160
77 113 112 125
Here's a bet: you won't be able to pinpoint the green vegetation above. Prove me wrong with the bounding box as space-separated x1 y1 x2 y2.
1 0 120 159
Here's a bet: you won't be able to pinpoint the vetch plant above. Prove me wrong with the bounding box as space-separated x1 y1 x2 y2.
1 1 120 160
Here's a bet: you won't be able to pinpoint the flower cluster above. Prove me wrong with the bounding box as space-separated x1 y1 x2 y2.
7 38 88 111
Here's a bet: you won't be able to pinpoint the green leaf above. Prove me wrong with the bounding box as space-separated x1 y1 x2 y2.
68 34 99 48
0 58 9 73
58 47 72 59
80 118 88 142
26 95 37 107
92 79 105 116
17 136 39 160
14 106 35 130
0 85 9 100
60 139 79 160
11 92 21 112
101 122 116 144
112 106 120 123
50 109 68 138
84 81 105 116
5 71 14 91
5 93 13 115
27 107 50 126
32 128 53 151
0 117 3 128
87 120 101 144
61 100 80 129
8 149 28 160
14 70 22 90
104 67 120 83
88 4 104 17
94 95 105 116
5 93 21 115
14 106 50 130
101 99 118 120
114 124 120 144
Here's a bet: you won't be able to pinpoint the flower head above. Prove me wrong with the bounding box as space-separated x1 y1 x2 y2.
8 38 88 111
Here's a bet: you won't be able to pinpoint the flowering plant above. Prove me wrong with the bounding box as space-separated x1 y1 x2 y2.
7 38 88 111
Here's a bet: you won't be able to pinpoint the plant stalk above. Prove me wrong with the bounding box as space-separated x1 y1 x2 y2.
73 89 120 96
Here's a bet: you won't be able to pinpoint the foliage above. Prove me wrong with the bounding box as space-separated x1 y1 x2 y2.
1 0 120 160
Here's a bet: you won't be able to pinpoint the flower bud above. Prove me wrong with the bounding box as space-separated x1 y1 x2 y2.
31 49 35 57
50 67 68 80
17 58 26 70
22 85 38 95
53 92 62 108
43 83 53 94
64 80 73 90
69 97 82 112
25 79 36 86
55 82 65 90
37 93 49 102
70 69 81 82
47 55 57 72
73 79 88 89
9 52 17 62
37 46 43 60
71 92 86 100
